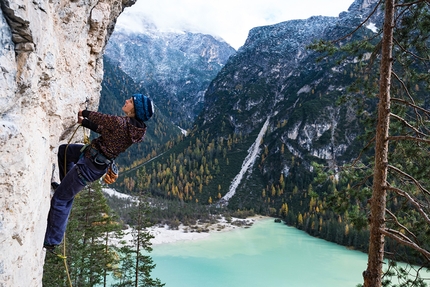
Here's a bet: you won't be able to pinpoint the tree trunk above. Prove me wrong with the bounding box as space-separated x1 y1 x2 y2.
363 0 395 286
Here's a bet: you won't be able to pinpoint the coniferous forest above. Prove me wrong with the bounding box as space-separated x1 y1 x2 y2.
43 181 165 287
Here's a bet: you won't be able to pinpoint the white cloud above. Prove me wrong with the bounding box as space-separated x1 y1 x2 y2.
117 0 354 49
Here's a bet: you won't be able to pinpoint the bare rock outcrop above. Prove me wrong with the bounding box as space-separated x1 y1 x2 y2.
0 0 135 285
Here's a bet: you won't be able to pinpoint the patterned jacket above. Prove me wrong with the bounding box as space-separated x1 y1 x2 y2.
81 110 147 159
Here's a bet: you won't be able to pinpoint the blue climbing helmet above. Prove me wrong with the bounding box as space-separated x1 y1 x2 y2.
133 94 154 122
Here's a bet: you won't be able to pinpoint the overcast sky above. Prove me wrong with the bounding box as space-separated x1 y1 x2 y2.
116 0 355 49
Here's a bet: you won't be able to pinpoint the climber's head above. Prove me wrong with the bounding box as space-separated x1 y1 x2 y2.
132 94 154 122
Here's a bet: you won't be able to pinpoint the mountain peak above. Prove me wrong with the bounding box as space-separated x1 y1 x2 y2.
104 23 236 128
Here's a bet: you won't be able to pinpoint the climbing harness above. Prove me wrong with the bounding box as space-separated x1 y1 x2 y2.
79 143 118 184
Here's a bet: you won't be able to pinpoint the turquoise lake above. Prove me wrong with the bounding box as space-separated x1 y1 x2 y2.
150 219 369 287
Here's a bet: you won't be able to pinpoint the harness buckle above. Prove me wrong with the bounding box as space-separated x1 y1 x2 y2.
87 146 111 166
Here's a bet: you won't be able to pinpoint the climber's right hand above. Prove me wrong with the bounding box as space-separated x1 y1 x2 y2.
77 110 84 124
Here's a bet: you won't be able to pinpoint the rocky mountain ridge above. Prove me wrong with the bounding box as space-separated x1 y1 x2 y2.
194 0 381 208
200 0 379 160
104 23 236 128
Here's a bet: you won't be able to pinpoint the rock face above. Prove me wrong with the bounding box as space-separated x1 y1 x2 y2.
0 0 134 285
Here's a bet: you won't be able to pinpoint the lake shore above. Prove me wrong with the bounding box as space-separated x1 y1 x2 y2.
149 215 271 245
108 215 272 248
102 188 271 246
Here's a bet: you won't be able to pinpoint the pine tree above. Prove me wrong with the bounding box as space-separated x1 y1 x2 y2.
112 192 164 287
43 181 123 287
312 1 430 286
364 2 430 286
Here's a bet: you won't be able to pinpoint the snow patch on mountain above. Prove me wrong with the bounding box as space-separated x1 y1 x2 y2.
366 22 378 33
103 188 133 200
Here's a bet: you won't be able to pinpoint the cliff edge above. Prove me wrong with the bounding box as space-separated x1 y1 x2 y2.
0 0 134 285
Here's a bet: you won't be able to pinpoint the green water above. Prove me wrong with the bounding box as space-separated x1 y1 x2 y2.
150 219 368 287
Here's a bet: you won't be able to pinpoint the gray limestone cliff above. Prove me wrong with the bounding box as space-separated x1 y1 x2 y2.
0 0 134 285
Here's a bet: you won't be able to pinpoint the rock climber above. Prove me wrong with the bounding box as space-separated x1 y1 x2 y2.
43 94 154 252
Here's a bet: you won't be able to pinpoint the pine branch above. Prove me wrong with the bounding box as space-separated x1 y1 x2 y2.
391 71 417 105
349 171 374 193
381 228 430 260
387 135 430 143
393 38 430 62
387 165 430 197
350 136 375 166
385 208 419 243
385 185 430 225
389 113 427 137
395 0 430 7
391 72 430 132
391 97 430 116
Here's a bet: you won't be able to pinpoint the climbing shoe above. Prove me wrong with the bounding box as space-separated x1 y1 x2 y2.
51 182 60 190
44 243 66 259
43 242 57 251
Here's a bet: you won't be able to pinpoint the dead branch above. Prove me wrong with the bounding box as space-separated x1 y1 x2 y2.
389 113 427 137
387 135 430 143
381 228 430 260
393 38 430 62
391 98 430 116
387 165 430 196
388 165 430 195
385 226 416 246
392 96 430 135
385 185 430 225
395 0 430 7
351 136 375 166
385 209 419 243
391 72 429 131
392 72 417 105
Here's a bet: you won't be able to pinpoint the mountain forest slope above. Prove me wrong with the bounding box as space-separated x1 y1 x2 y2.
100 0 388 254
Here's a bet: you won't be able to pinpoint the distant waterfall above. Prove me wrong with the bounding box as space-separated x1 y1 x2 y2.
221 117 270 204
